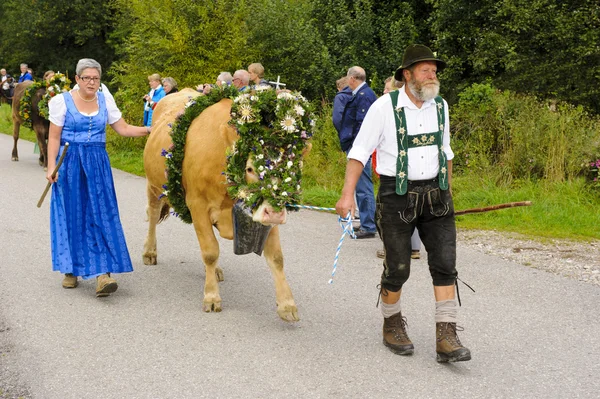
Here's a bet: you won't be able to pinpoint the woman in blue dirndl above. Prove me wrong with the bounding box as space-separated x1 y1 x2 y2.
46 58 151 297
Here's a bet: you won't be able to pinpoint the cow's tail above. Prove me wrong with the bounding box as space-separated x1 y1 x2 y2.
157 202 171 224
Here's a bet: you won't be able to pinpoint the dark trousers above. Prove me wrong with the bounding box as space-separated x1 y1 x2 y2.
376 176 457 291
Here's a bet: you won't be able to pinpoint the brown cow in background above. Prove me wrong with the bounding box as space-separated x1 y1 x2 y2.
143 89 299 322
11 81 50 169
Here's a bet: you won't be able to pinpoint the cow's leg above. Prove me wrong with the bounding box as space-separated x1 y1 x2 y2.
11 117 19 161
142 184 163 265
263 226 299 322
190 207 222 313
36 131 48 169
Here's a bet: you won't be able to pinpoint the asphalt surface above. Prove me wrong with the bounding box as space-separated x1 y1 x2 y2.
1 133 599 399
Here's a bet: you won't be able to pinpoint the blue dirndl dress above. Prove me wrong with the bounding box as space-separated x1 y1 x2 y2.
50 91 134 278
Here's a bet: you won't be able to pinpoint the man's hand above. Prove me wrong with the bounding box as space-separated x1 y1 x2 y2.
335 193 356 220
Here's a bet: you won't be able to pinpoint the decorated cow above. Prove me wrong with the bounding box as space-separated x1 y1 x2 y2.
143 85 314 322
11 74 70 168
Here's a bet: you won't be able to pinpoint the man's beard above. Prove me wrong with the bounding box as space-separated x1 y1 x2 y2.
407 77 440 102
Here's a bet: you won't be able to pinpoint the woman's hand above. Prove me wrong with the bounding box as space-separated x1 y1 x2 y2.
46 169 58 183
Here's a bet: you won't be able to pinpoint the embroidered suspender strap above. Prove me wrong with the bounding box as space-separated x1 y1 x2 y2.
389 90 408 195
434 96 449 190
389 92 449 195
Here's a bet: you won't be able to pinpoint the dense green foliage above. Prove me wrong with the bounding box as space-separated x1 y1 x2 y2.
0 0 116 78
451 83 600 183
1 0 597 113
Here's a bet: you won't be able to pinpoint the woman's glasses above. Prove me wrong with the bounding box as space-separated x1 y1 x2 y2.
79 76 100 83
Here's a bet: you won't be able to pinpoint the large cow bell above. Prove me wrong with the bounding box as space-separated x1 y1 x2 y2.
232 201 272 256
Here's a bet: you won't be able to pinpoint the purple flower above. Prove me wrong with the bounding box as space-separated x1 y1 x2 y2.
161 149 168 157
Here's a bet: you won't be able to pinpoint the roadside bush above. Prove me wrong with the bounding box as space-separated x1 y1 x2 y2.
302 102 347 191
451 83 600 184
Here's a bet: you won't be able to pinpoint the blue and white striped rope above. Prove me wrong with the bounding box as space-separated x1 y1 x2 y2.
288 203 357 283
329 212 356 284
287 204 335 212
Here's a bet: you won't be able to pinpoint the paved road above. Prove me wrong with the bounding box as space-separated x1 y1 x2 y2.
1 133 599 399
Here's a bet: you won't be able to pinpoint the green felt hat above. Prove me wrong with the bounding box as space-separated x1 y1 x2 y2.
394 44 446 81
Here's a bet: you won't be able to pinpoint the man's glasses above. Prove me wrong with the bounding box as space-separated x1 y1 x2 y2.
79 76 100 83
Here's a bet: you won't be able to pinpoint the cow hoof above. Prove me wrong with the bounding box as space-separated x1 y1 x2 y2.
202 300 222 313
143 253 157 265
277 304 299 322
215 267 224 282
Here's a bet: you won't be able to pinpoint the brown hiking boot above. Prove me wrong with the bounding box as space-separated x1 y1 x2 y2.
96 274 118 297
436 322 471 362
382 312 414 355
411 250 420 259
62 273 78 289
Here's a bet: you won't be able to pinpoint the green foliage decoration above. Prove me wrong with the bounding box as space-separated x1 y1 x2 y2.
225 88 316 212
162 84 238 224
161 85 316 224
38 73 71 118
19 73 72 128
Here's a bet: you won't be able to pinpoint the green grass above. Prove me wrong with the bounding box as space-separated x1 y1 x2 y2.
453 174 600 241
2 104 599 241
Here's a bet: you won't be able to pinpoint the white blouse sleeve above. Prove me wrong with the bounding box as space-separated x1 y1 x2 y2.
101 85 123 124
48 94 67 126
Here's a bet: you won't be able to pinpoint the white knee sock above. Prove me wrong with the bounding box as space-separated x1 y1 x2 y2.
435 299 458 323
380 299 402 318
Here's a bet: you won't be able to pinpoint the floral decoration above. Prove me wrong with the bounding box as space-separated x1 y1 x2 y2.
19 73 71 128
224 88 315 212
161 84 238 224
161 85 315 223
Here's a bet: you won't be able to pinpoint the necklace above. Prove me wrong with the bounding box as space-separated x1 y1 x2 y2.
76 89 97 103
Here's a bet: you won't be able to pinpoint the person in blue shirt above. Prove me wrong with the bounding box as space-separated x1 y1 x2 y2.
17 63 33 83
335 66 378 239
143 73 166 127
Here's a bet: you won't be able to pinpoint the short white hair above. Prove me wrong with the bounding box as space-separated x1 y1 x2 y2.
217 72 233 84
76 58 102 76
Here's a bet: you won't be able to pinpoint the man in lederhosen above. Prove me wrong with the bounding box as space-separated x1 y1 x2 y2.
335 44 471 362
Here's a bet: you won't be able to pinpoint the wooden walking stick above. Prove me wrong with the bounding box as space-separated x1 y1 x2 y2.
37 142 69 208
455 201 532 216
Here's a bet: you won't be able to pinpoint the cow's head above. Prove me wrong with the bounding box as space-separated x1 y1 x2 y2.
226 88 315 226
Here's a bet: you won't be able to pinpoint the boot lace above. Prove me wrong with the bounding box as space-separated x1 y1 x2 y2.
386 313 410 341
439 322 464 346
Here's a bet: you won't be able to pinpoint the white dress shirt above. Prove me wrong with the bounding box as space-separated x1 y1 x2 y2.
348 85 453 180
49 84 122 126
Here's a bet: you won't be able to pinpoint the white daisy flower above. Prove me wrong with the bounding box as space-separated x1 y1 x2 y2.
277 91 294 100
239 104 254 123
287 161 293 168
284 177 292 183
280 115 297 132
294 104 305 116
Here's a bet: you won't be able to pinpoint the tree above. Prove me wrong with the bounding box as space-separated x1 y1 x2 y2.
430 0 600 112
0 0 116 79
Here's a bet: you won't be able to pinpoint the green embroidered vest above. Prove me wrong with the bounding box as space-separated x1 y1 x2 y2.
389 90 449 195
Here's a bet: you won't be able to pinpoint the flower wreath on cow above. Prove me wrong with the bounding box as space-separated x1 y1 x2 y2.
19 73 71 128
161 85 315 226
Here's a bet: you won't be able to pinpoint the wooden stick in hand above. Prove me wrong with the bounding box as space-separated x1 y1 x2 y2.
37 142 70 208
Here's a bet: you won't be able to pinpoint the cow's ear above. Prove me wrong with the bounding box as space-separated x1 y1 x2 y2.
220 124 238 147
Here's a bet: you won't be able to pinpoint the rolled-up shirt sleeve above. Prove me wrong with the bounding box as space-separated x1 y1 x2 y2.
347 98 384 167
102 86 122 124
48 94 67 126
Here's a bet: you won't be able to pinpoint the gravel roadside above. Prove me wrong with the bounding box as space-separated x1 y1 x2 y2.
457 229 600 287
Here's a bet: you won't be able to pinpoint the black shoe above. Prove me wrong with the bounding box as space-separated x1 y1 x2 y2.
354 230 376 239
